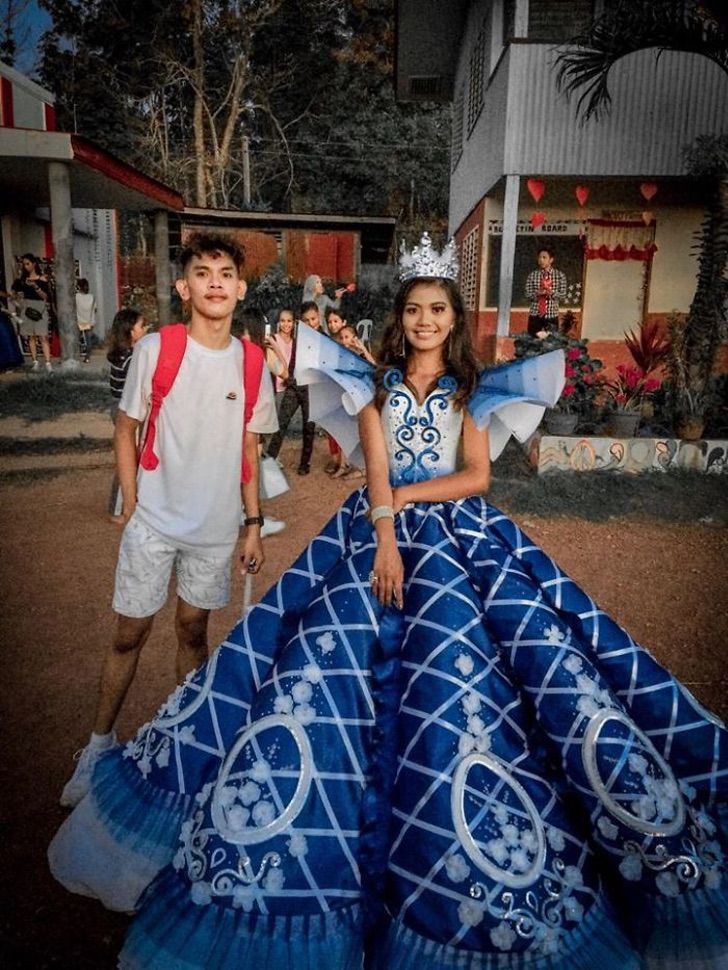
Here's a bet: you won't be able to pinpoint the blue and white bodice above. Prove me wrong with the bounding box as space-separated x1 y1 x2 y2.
293 327 566 470
380 370 462 486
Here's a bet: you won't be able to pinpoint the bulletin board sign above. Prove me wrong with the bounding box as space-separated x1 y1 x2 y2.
485 221 586 309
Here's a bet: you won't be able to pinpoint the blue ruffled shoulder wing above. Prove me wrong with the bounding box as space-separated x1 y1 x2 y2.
468 350 565 459
294 326 375 466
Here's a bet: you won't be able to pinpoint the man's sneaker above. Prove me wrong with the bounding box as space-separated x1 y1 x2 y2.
261 516 286 538
60 733 118 808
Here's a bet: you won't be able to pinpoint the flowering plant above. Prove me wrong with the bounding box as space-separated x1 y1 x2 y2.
607 364 661 411
514 331 603 417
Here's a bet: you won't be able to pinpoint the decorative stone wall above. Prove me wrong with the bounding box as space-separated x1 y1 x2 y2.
527 434 728 475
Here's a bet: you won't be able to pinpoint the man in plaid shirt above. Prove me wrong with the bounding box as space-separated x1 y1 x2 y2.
525 247 567 335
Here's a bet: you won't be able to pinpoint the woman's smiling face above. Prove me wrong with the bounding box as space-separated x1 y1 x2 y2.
401 281 455 352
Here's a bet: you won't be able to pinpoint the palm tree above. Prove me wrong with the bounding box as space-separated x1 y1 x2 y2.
555 1 727 122
555 1 728 423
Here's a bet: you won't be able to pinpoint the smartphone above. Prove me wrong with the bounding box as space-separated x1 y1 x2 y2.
264 323 272 338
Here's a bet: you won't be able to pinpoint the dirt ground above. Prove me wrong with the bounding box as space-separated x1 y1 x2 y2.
1 415 727 968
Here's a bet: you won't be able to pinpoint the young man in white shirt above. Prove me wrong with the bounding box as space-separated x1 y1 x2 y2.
60 233 278 807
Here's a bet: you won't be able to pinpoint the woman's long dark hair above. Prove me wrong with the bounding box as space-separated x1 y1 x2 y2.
19 253 43 280
106 308 142 363
375 277 479 410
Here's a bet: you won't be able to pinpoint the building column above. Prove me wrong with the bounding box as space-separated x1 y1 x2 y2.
514 0 529 38
48 160 78 366
496 174 520 337
154 210 172 326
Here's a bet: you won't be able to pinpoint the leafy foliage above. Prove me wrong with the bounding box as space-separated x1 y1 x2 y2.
554 3 728 422
36 0 449 228
514 331 603 420
555 1 728 122
623 320 670 375
606 365 661 412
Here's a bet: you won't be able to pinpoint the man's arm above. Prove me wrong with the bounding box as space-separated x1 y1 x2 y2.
114 411 142 522
240 430 264 576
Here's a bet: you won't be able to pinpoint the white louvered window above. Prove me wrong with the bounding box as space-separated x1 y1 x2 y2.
460 226 480 311
451 84 464 171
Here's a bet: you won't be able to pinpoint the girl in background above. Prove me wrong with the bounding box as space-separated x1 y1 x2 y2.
75 278 97 363
302 274 347 332
337 322 376 365
106 308 146 523
323 307 348 475
265 307 295 397
11 253 52 372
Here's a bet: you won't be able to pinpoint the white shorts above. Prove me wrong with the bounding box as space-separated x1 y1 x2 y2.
112 516 234 618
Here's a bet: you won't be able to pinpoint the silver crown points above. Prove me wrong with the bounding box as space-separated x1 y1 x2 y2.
398 232 459 282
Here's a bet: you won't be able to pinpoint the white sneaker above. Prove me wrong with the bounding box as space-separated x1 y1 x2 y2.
31 360 40 371
261 516 286 538
60 733 118 808
45 361 53 373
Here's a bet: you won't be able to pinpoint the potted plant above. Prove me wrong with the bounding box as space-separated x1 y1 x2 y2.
514 331 603 435
623 320 670 420
604 364 661 436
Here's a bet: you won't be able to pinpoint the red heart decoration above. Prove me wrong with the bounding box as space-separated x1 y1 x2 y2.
526 179 545 203
642 211 654 225
530 212 546 229
575 185 590 207
640 182 658 201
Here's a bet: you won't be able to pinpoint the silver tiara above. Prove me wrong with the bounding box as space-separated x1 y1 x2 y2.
398 232 459 282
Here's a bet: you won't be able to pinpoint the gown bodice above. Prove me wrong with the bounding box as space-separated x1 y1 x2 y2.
380 371 463 486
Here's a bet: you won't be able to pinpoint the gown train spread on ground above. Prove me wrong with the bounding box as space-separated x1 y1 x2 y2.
49 335 728 969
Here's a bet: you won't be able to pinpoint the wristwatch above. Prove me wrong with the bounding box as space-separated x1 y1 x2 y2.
243 515 264 527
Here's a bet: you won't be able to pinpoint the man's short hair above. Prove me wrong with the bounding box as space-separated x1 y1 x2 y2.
537 246 555 259
301 301 319 316
178 233 246 274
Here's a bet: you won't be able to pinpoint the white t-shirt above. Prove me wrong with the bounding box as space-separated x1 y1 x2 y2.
75 292 96 328
120 331 278 556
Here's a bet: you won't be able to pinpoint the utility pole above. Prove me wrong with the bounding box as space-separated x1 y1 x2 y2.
242 135 251 208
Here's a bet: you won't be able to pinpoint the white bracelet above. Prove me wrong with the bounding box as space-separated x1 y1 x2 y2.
370 505 395 524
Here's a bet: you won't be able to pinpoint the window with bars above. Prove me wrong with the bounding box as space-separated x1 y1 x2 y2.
467 23 486 134
528 0 596 40
451 84 464 171
460 226 480 311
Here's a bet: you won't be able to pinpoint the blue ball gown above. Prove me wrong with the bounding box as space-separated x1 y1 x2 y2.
49 331 728 969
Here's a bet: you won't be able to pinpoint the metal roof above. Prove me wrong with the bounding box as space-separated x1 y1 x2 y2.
0 129 184 211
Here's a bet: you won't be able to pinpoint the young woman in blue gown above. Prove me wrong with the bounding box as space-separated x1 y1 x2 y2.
50 235 727 969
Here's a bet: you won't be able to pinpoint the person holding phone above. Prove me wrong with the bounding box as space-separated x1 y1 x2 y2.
11 253 52 372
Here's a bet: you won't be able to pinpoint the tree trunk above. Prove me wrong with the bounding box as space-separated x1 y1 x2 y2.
684 177 728 392
191 0 206 207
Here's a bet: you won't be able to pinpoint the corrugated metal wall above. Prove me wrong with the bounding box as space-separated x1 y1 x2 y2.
505 44 728 176
450 36 728 232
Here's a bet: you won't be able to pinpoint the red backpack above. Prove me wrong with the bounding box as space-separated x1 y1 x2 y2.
138 324 264 483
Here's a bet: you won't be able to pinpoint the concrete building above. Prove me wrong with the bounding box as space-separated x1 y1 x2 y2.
396 0 728 365
0 61 184 363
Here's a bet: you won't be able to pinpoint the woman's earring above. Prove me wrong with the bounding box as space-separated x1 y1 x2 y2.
401 332 406 357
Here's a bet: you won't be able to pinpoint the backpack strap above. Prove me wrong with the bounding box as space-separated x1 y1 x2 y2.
138 324 187 471
241 339 265 483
